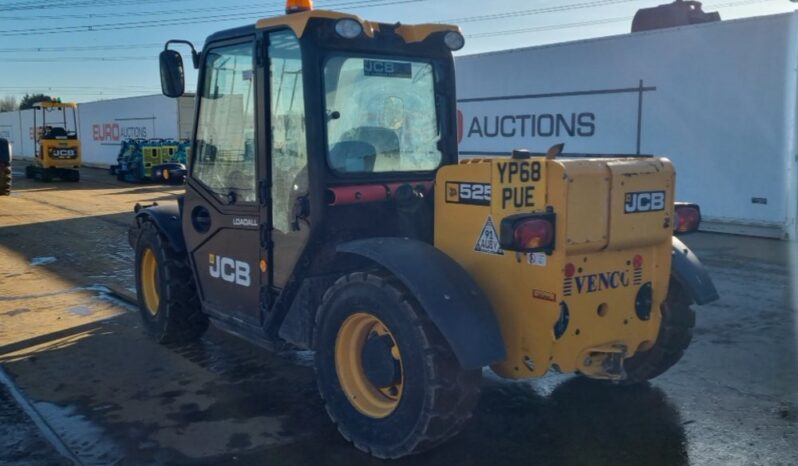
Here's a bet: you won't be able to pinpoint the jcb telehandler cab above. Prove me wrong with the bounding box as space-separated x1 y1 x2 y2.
25 101 81 182
130 0 719 458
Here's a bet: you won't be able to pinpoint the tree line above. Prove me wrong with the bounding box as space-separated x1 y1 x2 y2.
0 94 58 112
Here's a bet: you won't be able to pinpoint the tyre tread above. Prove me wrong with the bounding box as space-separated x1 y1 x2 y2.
0 164 10 196
136 222 208 344
622 281 696 384
314 272 480 459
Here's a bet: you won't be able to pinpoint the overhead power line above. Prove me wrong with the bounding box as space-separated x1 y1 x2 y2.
467 17 629 39
0 0 781 54
0 85 157 90
0 1 291 20
1 56 155 62
0 0 211 12
463 0 779 39
0 0 422 36
443 0 639 24
0 43 169 53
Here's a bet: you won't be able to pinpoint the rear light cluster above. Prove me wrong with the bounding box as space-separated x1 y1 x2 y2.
674 203 701 235
499 213 556 253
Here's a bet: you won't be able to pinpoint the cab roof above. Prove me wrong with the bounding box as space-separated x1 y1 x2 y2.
205 9 459 45
34 101 77 109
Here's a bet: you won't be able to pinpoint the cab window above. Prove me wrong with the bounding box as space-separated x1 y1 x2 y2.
270 30 308 234
193 41 257 203
324 56 442 174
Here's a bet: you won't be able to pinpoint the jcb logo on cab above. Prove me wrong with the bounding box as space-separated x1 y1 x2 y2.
209 254 251 287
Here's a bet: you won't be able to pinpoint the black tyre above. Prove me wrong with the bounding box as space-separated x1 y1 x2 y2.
66 170 80 182
621 280 695 384
36 169 52 182
25 166 33 179
134 221 208 344
0 163 10 196
314 272 481 459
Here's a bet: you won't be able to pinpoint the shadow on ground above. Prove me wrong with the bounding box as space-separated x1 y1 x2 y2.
1 312 688 466
0 212 141 293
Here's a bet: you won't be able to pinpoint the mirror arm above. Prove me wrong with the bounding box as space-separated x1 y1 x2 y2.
165 39 200 69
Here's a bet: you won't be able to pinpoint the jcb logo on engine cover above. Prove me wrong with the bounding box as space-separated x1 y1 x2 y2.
209 254 251 287
49 148 76 158
624 191 665 214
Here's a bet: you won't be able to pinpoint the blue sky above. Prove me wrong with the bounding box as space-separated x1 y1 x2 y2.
0 0 794 103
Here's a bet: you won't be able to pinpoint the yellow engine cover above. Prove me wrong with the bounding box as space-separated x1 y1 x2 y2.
435 156 675 380
38 140 81 169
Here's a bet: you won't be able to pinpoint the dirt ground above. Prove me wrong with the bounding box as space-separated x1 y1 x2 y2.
1 161 796 466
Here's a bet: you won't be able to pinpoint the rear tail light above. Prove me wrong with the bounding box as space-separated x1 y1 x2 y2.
500 213 556 253
674 203 701 235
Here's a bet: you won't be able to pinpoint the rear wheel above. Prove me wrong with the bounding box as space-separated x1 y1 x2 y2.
0 163 10 195
134 221 208 344
36 169 52 182
314 272 481 459
65 170 80 182
621 280 695 384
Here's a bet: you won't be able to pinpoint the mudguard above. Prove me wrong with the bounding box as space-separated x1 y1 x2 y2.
337 237 507 369
671 236 719 305
130 204 186 252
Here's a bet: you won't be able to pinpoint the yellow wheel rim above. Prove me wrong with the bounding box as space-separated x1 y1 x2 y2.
140 248 160 316
335 313 403 418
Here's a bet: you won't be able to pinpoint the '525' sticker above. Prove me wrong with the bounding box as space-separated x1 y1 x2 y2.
446 182 491 206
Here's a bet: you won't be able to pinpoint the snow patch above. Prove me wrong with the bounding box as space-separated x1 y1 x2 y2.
30 256 57 266
68 306 93 317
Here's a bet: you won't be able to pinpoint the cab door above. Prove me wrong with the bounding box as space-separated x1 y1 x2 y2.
182 37 264 327
265 30 311 291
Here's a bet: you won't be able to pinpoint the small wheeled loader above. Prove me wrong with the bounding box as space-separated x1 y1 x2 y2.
112 138 188 184
0 138 11 196
25 101 81 182
130 0 719 459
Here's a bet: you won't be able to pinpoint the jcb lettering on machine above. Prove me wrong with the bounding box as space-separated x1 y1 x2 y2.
624 191 666 214
209 254 251 287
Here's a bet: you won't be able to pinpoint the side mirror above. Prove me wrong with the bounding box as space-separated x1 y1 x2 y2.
160 49 185 98
0 138 11 164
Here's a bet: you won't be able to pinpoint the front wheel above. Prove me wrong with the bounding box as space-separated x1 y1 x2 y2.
134 221 208 344
314 272 481 459
621 280 695 384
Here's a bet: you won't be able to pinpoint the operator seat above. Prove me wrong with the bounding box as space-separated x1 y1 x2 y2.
45 127 68 139
339 126 400 172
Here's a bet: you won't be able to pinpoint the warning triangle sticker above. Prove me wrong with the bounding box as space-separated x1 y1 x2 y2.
474 216 504 256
